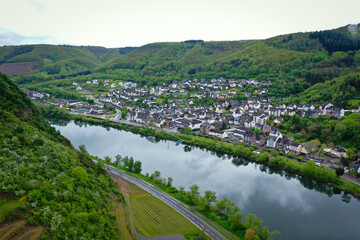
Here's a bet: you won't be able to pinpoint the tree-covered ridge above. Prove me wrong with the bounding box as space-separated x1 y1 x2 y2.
0 73 123 239
2 23 360 103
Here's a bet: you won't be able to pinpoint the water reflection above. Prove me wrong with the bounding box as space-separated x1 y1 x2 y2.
49 119 360 240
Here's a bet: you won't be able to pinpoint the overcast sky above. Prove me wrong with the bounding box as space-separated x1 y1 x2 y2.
1 0 360 48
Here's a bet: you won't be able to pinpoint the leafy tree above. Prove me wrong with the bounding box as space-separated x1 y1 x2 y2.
133 160 142 173
178 186 185 199
189 184 200 203
216 198 226 212
336 168 345 177
121 107 128 119
128 157 134 172
167 177 173 187
184 126 192 135
115 154 122 165
347 148 355 160
305 139 321 156
78 144 88 154
104 156 112 164
245 228 258 240
245 214 263 233
71 166 88 185
229 212 243 230
225 199 240 217
204 190 217 208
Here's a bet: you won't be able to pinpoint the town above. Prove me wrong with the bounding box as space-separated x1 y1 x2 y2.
25 77 360 172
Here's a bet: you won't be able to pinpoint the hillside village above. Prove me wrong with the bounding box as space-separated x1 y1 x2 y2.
26 77 360 166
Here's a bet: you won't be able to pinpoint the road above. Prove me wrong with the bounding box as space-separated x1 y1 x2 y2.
106 165 226 240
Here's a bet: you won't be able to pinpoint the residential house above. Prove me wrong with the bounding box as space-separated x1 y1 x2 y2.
208 129 228 138
266 128 283 148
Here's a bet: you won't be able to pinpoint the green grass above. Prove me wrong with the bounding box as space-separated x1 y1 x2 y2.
347 99 360 108
130 195 198 237
0 199 21 223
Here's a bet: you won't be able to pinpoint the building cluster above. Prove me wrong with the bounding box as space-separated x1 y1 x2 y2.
91 78 345 157
29 77 350 159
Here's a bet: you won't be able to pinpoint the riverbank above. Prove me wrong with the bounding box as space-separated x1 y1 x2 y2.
47 111 360 199
95 157 276 240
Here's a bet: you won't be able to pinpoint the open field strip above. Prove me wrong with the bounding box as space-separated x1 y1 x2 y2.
130 195 199 237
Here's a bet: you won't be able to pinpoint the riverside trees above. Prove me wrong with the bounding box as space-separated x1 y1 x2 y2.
142 169 278 239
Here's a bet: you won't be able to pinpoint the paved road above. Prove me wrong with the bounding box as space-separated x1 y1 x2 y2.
106 166 226 240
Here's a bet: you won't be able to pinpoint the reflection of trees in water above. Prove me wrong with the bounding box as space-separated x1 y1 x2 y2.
183 145 192 152
74 119 88 128
232 158 249 167
342 194 351 203
144 136 162 144
231 156 352 202
46 118 71 126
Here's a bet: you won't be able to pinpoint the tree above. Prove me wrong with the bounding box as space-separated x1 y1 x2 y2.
189 184 200 203
229 212 243 230
216 198 227 212
336 168 345 177
245 228 257 240
245 214 263 233
225 199 240 217
346 148 355 160
128 157 134 172
104 156 112 164
179 186 185 198
121 107 128 119
269 148 279 157
184 126 192 135
259 227 270 240
204 190 217 208
71 166 88 185
78 144 88 154
123 156 130 169
305 139 321 156
115 154 122 166
133 160 142 173
167 177 173 187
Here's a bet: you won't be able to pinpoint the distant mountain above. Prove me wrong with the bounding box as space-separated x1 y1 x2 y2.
0 73 124 238
1 23 359 105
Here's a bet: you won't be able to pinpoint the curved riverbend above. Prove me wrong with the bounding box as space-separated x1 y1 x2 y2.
51 120 360 240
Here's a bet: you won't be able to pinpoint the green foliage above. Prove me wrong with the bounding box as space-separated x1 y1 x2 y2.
184 126 192 135
0 73 123 239
78 144 88 154
336 168 345 177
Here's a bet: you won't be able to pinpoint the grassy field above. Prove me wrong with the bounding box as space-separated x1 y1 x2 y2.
130 195 198 237
0 220 44 240
0 199 21 223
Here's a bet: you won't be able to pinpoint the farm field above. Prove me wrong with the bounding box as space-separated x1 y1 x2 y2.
130 195 198 237
110 172 150 197
112 199 133 240
0 62 34 75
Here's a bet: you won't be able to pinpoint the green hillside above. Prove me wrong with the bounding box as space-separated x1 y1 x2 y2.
1 23 360 105
0 73 124 239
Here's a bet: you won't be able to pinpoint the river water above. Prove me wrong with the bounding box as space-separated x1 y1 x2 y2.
50 119 360 240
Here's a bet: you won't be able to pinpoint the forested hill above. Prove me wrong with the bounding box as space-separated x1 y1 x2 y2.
0 45 137 75
0 73 124 239
1 23 360 100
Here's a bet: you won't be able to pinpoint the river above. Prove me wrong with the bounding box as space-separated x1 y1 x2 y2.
50 119 360 240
